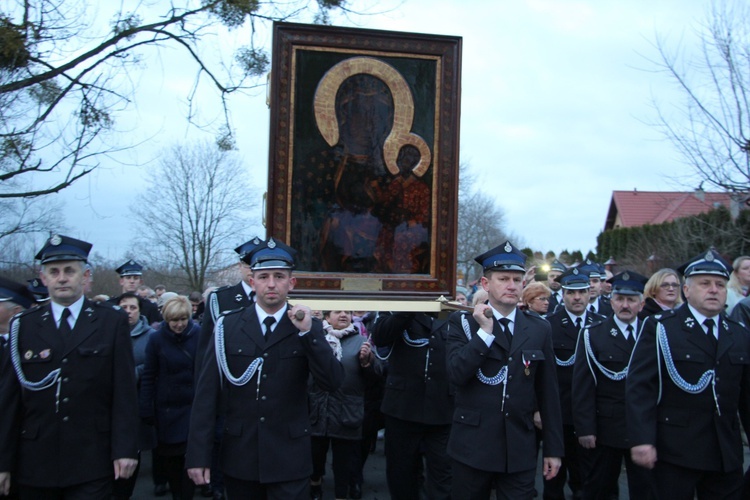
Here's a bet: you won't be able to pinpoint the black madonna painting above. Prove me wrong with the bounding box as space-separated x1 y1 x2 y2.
267 22 461 298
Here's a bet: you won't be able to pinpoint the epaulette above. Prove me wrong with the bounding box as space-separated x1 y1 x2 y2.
94 300 121 311
13 306 40 320
520 309 546 322
587 318 606 329
651 309 677 323
219 307 245 318
213 284 236 294
723 314 743 328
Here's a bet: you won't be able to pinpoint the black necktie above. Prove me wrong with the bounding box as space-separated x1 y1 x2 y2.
626 324 636 348
589 305 596 314
575 317 583 331
498 317 513 346
59 308 72 335
263 316 276 337
704 318 718 351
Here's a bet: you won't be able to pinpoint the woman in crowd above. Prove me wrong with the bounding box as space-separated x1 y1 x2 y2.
726 256 750 314
140 296 200 500
521 282 551 317
639 268 683 320
309 310 378 500
455 286 469 306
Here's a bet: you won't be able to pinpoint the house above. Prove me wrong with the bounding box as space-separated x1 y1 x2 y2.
604 190 748 230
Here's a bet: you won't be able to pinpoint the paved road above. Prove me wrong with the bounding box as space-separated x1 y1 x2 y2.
132 441 750 499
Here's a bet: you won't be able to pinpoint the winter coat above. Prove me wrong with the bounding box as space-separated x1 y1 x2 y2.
139 319 199 445
309 331 378 440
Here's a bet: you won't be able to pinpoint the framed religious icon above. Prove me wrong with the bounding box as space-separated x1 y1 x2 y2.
266 22 462 299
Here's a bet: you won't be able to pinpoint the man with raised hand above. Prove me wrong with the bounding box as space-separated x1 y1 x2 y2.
446 241 563 500
186 238 343 500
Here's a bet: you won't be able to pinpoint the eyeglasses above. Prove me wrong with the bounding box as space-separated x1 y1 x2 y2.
659 283 680 289
534 296 550 301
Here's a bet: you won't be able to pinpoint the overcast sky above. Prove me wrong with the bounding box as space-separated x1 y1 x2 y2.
51 0 709 261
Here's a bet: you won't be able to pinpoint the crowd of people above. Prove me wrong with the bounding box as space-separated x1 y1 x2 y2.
1 233 750 500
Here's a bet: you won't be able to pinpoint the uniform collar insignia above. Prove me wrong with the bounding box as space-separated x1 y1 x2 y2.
684 316 695 328
39 349 51 359
24 350 33 360
610 327 619 337
85 307 94 314
654 314 662 320
561 317 569 325
722 319 729 330
235 294 243 302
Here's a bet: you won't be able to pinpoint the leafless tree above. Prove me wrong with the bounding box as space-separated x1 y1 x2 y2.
652 0 750 192
0 0 357 203
132 140 258 291
456 163 509 286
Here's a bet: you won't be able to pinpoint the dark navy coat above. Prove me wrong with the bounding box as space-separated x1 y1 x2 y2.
0 300 138 487
185 305 343 483
371 312 453 426
139 320 199 444
627 306 750 472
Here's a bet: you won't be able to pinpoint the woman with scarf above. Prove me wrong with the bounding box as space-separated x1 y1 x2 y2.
309 310 378 500
140 296 200 500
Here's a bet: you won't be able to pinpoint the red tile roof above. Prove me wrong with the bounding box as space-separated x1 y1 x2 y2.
604 190 737 230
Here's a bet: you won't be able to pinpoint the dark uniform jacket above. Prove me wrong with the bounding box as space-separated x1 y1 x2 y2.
195 282 252 373
0 300 138 487
547 308 605 425
572 316 637 449
589 296 613 317
185 305 343 483
548 290 563 315
626 306 750 472
370 312 453 426
446 309 564 473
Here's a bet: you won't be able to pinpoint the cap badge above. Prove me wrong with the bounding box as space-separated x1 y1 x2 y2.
32 279 39 287
573 268 579 275
623 272 630 281
705 251 714 262
504 242 512 252
585 259 592 264
268 238 277 249
252 237 261 244
129 260 135 265
50 235 62 246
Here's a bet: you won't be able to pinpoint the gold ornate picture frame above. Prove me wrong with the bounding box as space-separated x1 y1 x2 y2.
266 22 462 299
